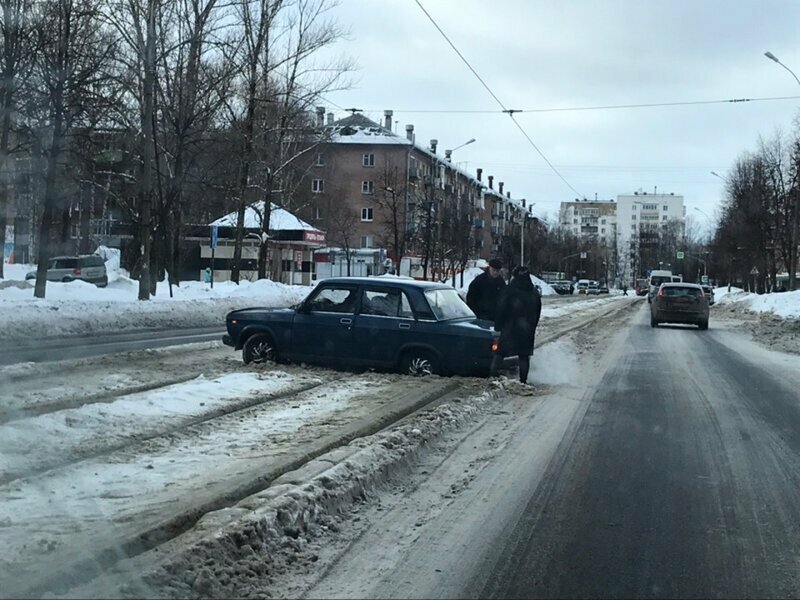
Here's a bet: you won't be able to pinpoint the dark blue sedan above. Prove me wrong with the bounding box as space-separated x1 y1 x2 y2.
222 277 505 377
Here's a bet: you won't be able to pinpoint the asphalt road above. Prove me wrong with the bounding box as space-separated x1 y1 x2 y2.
0 326 225 365
307 306 800 599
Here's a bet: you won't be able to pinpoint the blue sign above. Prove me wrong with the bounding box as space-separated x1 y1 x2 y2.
210 225 218 250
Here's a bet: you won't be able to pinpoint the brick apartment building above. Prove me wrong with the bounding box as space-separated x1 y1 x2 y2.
293 109 535 278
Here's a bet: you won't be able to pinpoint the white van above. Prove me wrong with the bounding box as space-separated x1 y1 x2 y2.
648 270 674 302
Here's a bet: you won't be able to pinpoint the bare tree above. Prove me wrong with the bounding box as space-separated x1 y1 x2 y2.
30 0 116 298
327 204 357 276
0 0 32 279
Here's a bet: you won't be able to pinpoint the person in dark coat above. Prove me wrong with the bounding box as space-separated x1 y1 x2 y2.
494 266 542 385
466 258 506 322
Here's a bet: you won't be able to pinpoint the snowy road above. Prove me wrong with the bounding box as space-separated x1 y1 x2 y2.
0 293 634 596
271 304 800 599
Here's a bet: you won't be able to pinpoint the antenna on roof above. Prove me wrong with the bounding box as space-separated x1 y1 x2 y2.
345 108 363 115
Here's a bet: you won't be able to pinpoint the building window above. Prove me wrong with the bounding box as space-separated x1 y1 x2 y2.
663 205 668 211
361 234 374 248
313 206 322 220
315 153 325 167
361 207 373 222
573 218 578 224
632 205 637 211
312 179 324 193
362 153 375 167
631 225 636 230
601 219 606 224
632 214 636 220
601 228 606 234
662 215 668 221
361 180 374 194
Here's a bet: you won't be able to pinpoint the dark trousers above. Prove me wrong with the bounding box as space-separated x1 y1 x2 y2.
519 354 530 383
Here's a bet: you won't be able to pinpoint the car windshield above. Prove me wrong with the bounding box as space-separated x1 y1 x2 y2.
424 288 475 320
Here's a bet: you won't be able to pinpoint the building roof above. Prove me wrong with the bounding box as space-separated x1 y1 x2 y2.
210 201 318 231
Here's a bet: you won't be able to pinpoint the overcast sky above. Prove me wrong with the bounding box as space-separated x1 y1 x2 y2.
318 0 800 231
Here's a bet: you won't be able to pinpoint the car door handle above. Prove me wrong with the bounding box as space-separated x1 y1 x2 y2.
399 323 411 330
340 318 352 325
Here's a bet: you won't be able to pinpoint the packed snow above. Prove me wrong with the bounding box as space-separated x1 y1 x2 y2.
715 286 800 319
458 266 557 296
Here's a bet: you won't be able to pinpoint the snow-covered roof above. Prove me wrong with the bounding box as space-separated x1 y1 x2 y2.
210 201 318 231
327 114 528 206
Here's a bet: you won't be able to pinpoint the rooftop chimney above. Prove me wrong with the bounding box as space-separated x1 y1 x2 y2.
506 191 511 199
477 168 483 181
383 109 393 130
315 106 325 127
445 149 452 162
498 182 504 195
522 199 526 207
406 124 414 142
430 139 438 154
326 112 334 125
488 175 494 189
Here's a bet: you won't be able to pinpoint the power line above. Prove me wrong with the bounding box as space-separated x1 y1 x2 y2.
413 0 583 199
354 95 800 114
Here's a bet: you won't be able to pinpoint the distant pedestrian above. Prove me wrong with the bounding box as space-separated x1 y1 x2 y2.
622 283 629 296
467 258 506 323
494 266 542 386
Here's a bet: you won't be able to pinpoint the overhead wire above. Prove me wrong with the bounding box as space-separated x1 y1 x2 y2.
413 0 584 199
352 95 800 115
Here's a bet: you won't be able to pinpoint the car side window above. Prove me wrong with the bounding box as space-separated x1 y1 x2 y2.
306 286 357 314
399 292 414 319
361 289 402 317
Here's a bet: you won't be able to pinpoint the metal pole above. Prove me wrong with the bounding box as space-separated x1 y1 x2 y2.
210 247 215 289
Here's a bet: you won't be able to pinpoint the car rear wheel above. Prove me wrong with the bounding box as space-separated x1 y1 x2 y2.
400 349 438 377
650 317 658 328
698 320 709 331
243 333 278 365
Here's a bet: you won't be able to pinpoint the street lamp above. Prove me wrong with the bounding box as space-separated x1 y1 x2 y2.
448 138 476 154
765 51 800 290
765 51 800 86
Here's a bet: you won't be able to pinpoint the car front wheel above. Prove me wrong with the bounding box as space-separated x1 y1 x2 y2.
400 350 438 377
651 317 658 328
698 320 709 331
243 333 278 365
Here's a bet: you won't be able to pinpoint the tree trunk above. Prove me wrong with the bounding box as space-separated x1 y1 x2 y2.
258 171 273 279
137 0 157 301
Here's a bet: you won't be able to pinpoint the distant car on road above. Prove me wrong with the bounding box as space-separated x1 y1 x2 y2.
587 281 600 295
635 278 649 296
25 255 108 287
223 277 507 377
598 283 609 294
576 279 590 294
647 270 675 303
551 280 574 295
650 282 709 330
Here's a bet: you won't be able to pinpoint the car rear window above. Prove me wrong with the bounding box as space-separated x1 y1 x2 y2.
650 276 672 287
662 286 702 298
52 258 78 269
80 256 105 267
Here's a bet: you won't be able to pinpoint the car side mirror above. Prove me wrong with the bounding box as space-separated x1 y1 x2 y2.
296 303 309 314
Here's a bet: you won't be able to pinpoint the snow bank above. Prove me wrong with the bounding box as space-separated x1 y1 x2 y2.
715 287 800 320
0 268 311 339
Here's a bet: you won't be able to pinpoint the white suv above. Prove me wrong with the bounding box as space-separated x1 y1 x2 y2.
26 255 108 287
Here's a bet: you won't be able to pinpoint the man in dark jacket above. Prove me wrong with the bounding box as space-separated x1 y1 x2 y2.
466 258 506 322
494 266 542 386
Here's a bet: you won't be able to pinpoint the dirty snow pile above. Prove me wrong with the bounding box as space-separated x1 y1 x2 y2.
0 254 311 339
715 287 800 320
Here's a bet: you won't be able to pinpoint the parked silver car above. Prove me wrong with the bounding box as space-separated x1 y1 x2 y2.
26 255 108 287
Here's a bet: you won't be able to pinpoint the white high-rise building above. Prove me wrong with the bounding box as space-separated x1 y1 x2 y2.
616 192 685 283
558 199 617 246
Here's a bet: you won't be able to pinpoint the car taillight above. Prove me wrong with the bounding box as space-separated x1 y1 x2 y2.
657 288 665 297
491 341 499 353
73 268 81 275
